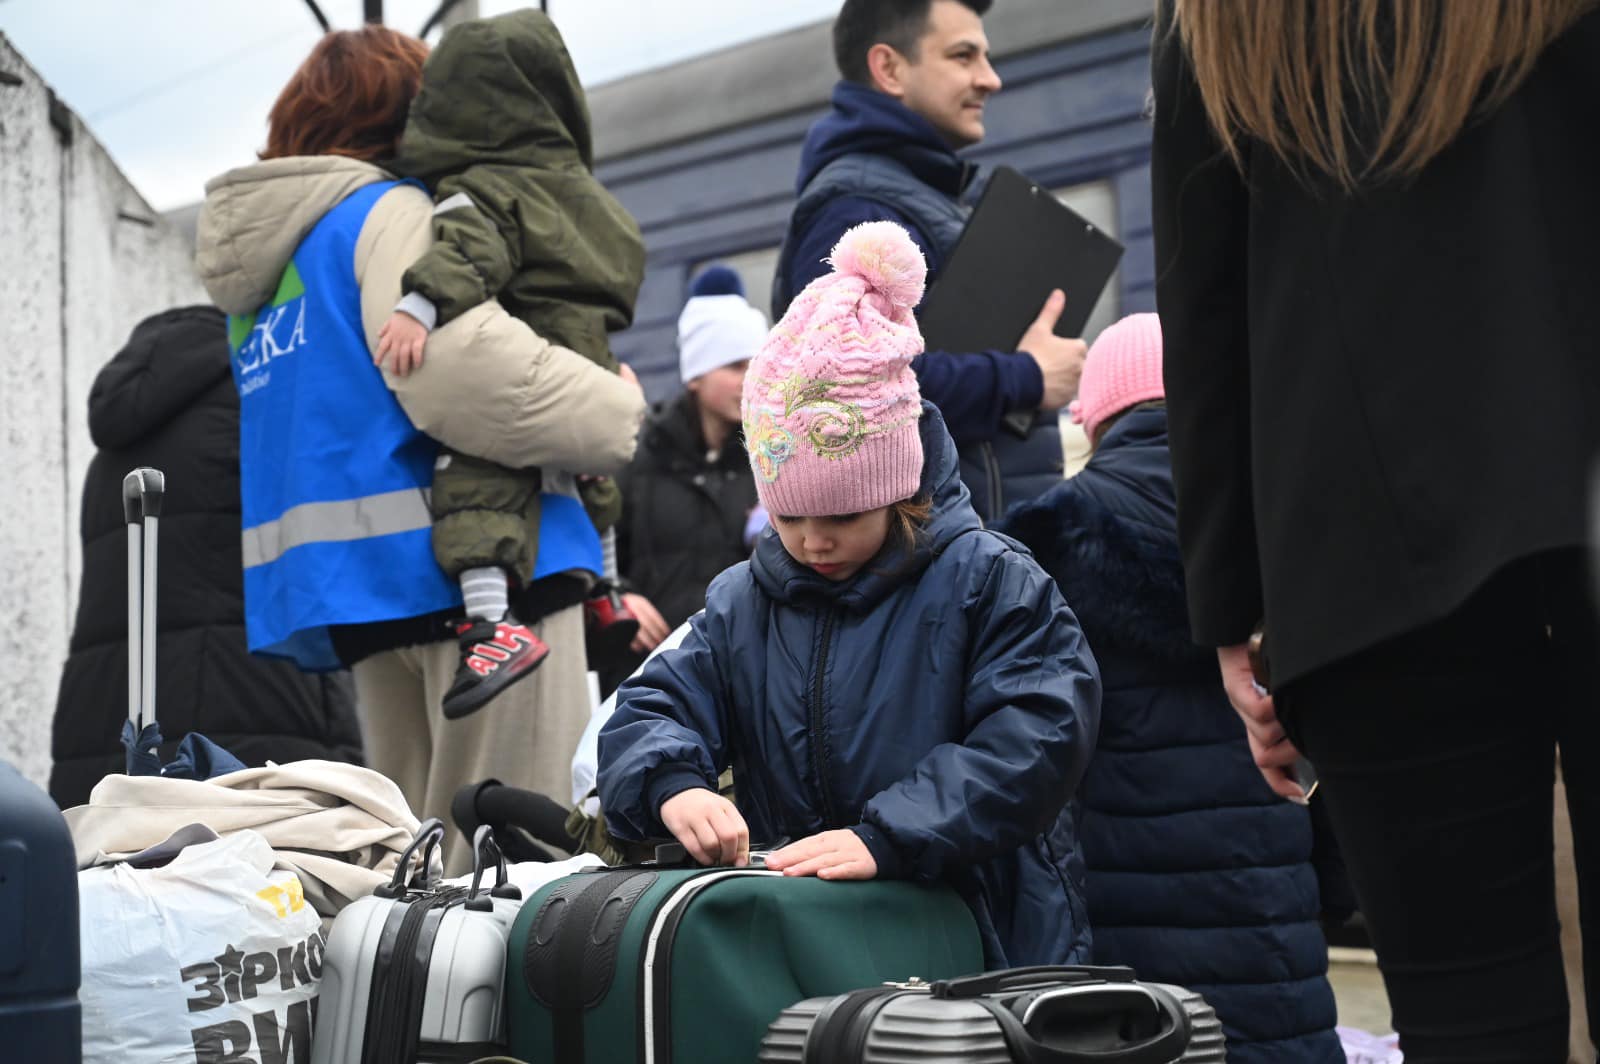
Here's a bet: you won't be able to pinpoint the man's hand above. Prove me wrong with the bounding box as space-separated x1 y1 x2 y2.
765 830 878 881
659 788 749 866
1018 289 1088 411
626 593 670 655
1217 643 1307 802
375 310 429 376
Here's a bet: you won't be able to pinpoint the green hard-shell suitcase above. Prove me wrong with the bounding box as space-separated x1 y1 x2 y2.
505 848 984 1064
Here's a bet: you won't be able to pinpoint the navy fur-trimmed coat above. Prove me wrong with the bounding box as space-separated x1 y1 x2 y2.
599 405 1101 969
999 407 1341 1063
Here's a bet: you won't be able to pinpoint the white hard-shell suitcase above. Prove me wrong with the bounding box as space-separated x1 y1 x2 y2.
311 821 523 1064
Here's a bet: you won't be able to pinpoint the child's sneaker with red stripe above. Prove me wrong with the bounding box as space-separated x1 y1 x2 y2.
441 613 549 720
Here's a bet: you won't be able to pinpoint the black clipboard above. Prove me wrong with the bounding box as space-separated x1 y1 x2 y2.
920 167 1125 437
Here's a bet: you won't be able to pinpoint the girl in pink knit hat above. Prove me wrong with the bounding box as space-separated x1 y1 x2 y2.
597 222 1103 969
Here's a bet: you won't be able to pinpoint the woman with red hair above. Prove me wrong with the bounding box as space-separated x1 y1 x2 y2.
194 26 645 872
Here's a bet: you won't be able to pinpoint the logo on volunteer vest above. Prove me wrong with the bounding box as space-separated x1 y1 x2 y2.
230 262 310 395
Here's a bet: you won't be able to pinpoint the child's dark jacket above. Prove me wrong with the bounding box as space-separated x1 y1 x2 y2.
392 9 644 364
599 405 1102 968
999 407 1340 1062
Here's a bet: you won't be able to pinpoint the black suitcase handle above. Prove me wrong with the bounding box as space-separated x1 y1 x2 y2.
465 824 523 910
621 838 790 870
458 783 780 868
454 779 580 860
374 817 446 898
974 981 1191 1064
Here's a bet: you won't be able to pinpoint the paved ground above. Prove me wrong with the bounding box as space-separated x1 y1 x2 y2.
1329 948 1393 1036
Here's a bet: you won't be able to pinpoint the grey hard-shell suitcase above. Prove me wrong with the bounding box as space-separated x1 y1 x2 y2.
759 965 1227 1063
310 820 524 1064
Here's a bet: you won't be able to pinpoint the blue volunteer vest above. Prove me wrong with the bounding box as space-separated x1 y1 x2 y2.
230 180 601 670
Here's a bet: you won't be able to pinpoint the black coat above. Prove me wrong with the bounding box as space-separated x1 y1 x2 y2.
50 307 363 808
616 393 759 633
999 409 1339 1062
1151 6 1600 684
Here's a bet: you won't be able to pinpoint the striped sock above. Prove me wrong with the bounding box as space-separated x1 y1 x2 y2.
600 526 619 583
460 567 509 622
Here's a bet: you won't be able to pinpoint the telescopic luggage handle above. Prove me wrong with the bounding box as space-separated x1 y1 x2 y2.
122 468 165 732
121 467 165 523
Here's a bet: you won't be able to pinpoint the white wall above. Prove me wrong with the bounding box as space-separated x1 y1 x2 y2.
0 34 206 787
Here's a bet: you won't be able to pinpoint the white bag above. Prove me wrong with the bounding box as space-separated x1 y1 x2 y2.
79 830 325 1064
572 621 695 814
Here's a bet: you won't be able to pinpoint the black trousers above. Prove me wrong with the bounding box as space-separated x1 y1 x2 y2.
1279 549 1600 1063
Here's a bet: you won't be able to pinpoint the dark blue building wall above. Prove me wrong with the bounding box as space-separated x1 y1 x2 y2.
598 23 1155 403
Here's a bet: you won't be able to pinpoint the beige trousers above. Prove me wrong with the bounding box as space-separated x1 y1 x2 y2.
350 605 588 875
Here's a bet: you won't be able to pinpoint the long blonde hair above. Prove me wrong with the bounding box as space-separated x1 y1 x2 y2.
1173 0 1594 189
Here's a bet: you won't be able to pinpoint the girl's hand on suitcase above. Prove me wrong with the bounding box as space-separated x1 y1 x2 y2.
765 830 877 880
660 788 749 867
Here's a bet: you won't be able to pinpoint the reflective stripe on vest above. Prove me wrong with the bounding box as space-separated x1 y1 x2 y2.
240 488 432 570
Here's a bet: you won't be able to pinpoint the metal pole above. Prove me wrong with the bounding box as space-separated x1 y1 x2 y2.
420 0 479 38
364 0 383 24
302 0 331 32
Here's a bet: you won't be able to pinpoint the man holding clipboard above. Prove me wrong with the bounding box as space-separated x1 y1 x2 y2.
772 0 1091 521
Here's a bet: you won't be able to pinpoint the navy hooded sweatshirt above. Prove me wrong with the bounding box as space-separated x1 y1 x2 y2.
999 407 1341 1062
775 82 1046 449
598 404 1101 969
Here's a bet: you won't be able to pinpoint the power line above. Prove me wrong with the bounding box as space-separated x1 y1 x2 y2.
86 26 314 124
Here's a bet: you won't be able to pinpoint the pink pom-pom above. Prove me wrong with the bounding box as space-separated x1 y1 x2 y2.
828 221 927 310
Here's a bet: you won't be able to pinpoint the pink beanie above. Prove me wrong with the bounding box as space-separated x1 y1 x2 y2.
1068 313 1165 442
741 221 926 517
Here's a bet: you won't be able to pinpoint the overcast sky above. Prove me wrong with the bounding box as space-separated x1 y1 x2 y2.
1 0 843 210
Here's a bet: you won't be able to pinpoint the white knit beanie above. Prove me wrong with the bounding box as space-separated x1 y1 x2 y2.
678 294 768 384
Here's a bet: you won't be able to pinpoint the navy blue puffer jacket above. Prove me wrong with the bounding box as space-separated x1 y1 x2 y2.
999 408 1341 1062
599 405 1101 969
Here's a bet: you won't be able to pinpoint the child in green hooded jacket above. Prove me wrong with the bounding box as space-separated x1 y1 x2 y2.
374 9 646 720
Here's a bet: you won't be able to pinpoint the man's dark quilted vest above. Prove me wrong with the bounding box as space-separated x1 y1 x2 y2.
773 152 1063 523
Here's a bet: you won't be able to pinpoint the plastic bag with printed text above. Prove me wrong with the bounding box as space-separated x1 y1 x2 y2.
79 829 325 1064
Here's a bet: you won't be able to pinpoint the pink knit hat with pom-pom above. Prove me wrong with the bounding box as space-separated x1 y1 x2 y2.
741 221 926 517
1068 313 1165 442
